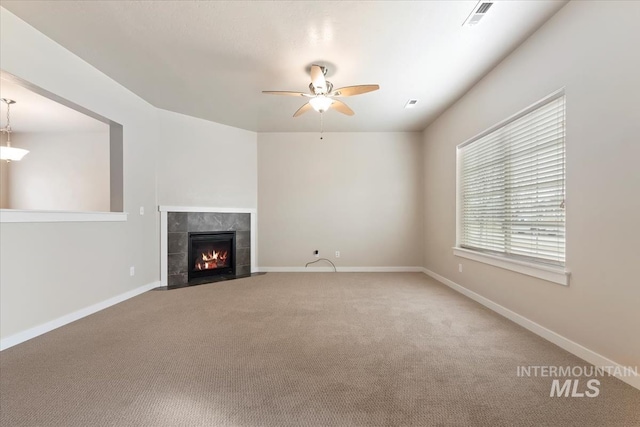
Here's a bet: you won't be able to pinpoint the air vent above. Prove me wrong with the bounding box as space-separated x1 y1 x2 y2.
476 2 492 14
463 1 493 27
404 99 419 109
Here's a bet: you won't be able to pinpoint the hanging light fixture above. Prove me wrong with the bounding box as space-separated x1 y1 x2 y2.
1 98 29 162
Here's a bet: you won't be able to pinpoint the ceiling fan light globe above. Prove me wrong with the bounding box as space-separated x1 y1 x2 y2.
309 95 333 113
0 146 29 161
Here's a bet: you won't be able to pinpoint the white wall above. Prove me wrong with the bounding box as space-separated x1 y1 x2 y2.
156 109 257 209
7 131 110 211
0 9 159 339
258 132 423 268
422 1 640 367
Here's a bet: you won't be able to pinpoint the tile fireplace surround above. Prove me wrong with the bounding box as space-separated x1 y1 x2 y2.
159 207 257 288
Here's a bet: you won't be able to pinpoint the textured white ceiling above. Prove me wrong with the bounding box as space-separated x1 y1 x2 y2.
2 1 567 132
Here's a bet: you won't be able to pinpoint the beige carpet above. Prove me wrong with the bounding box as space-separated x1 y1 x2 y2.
1 273 638 426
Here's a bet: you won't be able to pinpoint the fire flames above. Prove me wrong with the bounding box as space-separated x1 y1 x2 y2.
195 249 228 271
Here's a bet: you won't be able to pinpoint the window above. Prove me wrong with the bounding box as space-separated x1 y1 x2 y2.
456 91 567 283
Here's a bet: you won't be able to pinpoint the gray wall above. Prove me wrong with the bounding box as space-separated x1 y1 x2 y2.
6 131 110 211
156 109 257 209
422 1 640 367
258 132 423 268
0 9 159 339
0 154 8 208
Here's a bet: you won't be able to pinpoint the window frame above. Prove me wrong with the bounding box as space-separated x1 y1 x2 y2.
454 89 570 286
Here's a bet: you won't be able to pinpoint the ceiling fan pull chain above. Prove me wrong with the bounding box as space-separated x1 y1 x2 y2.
320 112 324 140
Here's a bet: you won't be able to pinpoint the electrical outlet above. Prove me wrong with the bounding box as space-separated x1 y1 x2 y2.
130 266 135 276
314 250 319 258
139 206 145 215
335 251 340 258
458 263 463 273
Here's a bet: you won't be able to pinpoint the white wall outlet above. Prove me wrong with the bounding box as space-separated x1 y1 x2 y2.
130 266 135 276
458 263 463 273
314 250 319 258
139 206 144 215
335 251 340 258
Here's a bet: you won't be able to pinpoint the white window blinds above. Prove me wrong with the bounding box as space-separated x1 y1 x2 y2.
459 93 566 266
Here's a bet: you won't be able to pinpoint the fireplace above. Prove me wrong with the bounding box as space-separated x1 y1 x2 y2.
188 231 236 283
165 211 251 288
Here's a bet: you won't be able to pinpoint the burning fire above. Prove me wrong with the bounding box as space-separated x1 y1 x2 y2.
195 250 228 271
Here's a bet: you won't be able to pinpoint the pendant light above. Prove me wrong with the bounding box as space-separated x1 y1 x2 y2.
1 98 29 162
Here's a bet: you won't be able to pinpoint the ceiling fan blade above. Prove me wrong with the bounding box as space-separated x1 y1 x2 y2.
262 91 310 97
330 100 355 116
330 85 380 97
310 65 327 94
293 102 313 117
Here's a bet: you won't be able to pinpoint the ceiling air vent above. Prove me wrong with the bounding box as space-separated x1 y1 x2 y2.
476 2 493 14
404 99 419 109
463 2 493 27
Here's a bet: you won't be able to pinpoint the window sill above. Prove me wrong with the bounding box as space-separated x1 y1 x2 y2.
0 209 128 223
452 247 570 286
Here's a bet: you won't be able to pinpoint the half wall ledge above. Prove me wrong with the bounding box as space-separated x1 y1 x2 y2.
0 209 127 223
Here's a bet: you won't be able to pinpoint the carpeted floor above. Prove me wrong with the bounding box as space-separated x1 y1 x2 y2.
1 273 638 426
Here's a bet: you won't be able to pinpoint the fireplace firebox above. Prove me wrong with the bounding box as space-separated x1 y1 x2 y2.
188 231 236 283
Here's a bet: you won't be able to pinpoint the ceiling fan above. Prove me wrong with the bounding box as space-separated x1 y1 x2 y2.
262 65 379 117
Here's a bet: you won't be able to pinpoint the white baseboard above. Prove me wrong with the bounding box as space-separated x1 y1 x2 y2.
258 266 425 273
421 267 639 391
0 281 160 351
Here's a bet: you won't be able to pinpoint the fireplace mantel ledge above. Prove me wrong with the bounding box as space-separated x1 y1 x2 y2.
158 206 256 214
